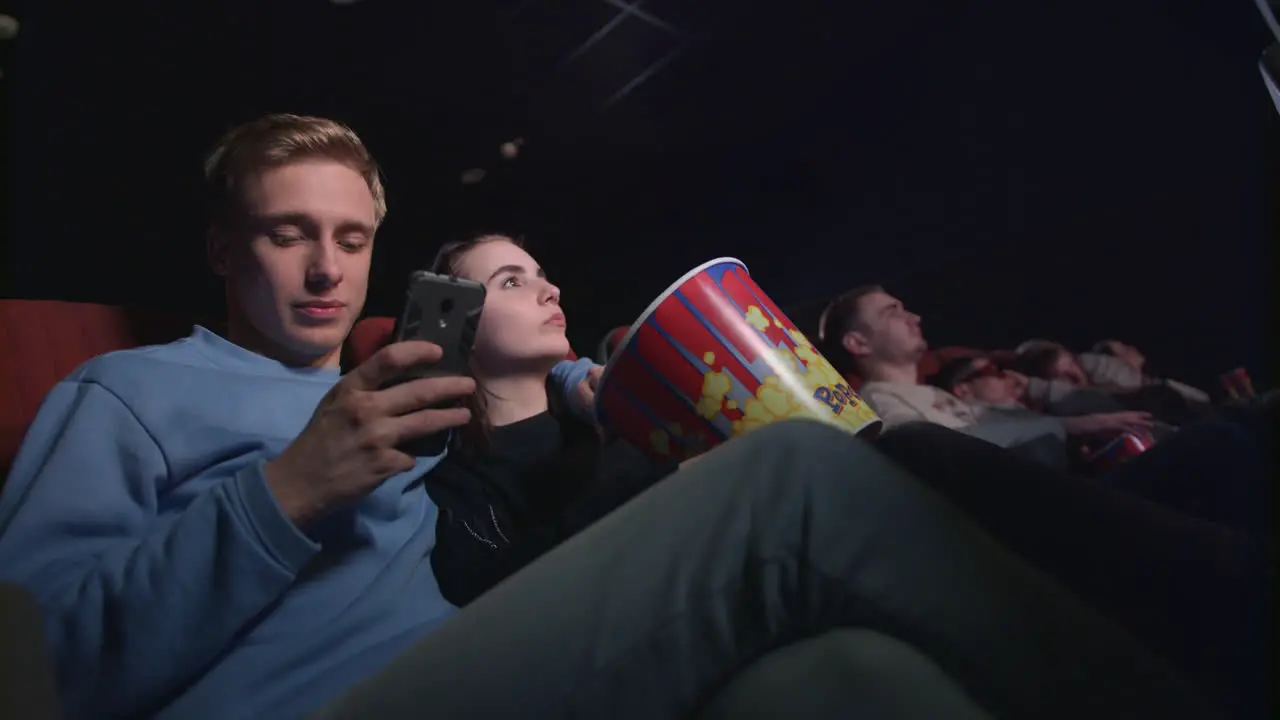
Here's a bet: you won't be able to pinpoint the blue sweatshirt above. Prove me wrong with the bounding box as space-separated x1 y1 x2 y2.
0 327 595 720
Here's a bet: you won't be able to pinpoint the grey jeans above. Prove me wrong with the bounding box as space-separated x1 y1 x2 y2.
312 419 1217 719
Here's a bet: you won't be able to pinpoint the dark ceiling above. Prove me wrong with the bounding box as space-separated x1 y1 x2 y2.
2 0 1274 384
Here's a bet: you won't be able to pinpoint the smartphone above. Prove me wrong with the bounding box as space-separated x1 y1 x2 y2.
388 270 487 455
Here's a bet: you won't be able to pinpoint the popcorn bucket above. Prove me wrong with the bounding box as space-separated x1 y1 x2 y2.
594 257 882 462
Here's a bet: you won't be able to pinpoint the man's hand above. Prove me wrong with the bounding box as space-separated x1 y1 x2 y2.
1005 370 1030 400
570 365 605 420
1060 411 1153 436
265 341 475 526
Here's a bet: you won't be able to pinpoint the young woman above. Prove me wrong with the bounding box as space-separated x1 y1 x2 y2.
422 234 1266 717
423 234 678 607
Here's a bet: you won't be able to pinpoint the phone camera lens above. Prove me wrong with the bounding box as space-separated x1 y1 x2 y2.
440 298 455 314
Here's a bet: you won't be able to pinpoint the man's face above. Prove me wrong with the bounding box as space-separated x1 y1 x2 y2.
212 159 375 367
952 358 1022 405
844 291 927 365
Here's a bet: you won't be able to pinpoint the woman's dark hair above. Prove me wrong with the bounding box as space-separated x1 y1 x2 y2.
431 232 562 456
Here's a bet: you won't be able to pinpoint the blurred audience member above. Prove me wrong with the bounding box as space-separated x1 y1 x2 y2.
929 355 1160 453
1015 342 1210 426
1016 339 1143 389
929 355 1028 408
1092 339 1212 404
1093 339 1146 373
818 288 1149 468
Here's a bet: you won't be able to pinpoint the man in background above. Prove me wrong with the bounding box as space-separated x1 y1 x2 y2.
817 286 1148 466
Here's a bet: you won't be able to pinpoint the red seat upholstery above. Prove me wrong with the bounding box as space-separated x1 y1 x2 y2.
0 300 219 479
346 316 397 368
917 347 986 381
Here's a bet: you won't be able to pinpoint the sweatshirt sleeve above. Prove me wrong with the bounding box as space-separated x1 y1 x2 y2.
1023 377 1081 406
0 380 320 718
548 357 599 424
861 389 930 428
1163 379 1210 404
1079 353 1143 389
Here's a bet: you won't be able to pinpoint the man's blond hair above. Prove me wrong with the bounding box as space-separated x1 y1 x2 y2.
203 113 387 228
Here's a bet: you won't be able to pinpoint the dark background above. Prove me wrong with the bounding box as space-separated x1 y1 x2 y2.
2 0 1274 389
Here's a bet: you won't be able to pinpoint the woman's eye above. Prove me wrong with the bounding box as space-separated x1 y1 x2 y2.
502 276 521 289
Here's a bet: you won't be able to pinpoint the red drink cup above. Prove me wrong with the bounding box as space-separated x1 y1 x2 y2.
594 258 882 462
1220 367 1256 400
1089 430 1155 474
1236 368 1256 399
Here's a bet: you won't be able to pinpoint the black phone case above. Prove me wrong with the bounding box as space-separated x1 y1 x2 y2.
390 271 486 457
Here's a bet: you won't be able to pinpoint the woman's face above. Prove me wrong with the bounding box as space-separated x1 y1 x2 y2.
1048 350 1090 386
453 238 571 376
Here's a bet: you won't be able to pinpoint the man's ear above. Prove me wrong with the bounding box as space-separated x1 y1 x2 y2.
207 227 230 277
841 329 869 359
952 384 973 400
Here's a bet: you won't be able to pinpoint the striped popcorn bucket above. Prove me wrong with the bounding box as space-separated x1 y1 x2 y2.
595 257 882 462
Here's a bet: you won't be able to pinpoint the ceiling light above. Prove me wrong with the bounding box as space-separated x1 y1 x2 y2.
0 15 19 41
500 138 524 159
